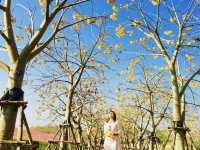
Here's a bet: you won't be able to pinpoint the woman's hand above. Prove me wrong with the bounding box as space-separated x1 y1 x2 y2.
104 131 114 138
113 133 119 136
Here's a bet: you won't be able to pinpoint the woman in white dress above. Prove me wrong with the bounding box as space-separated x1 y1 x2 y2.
104 110 121 150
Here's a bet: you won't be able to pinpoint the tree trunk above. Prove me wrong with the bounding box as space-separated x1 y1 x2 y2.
175 129 185 150
0 61 25 150
149 131 155 150
170 67 185 150
59 87 74 150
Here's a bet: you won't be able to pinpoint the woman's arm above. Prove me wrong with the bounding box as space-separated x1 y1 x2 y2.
113 122 120 136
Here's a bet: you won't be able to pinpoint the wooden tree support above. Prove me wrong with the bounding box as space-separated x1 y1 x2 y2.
167 126 197 150
0 100 39 150
168 126 190 132
46 123 85 150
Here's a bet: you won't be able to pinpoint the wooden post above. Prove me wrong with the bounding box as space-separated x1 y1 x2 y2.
59 125 65 150
16 105 23 150
22 111 33 144
0 101 38 150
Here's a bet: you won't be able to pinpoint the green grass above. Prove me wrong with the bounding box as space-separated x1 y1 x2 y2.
194 141 200 150
30 125 57 133
38 142 48 150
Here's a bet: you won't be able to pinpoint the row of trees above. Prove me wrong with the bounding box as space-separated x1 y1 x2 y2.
0 0 200 150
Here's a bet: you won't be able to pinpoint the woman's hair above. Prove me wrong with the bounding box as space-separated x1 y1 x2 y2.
107 110 117 122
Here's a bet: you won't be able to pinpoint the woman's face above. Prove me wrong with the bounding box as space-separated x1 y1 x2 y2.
109 111 114 120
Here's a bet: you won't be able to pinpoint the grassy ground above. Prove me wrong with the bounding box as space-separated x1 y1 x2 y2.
38 142 48 150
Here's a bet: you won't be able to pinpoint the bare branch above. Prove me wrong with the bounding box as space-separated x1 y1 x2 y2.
0 30 9 43
137 4 171 64
58 16 101 32
0 4 6 11
179 68 200 98
171 25 184 64
153 33 171 64
21 0 91 62
27 11 64 62
0 60 10 74
4 0 19 62
60 0 89 10
170 0 181 25
16 3 35 37
20 1 66 60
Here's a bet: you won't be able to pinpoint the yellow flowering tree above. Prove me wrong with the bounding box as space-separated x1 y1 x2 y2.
0 0 102 149
106 0 200 149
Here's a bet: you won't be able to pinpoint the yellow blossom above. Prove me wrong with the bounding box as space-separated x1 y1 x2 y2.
147 33 154 39
164 30 173 36
114 43 122 49
80 49 86 57
128 73 136 82
15 34 23 41
112 5 119 12
97 41 105 49
110 13 117 21
39 0 47 7
115 25 125 37
185 27 192 32
186 67 193 72
107 0 116 4
189 80 198 88
24 26 32 34
73 12 82 20
139 38 147 45
170 17 177 23
72 23 81 30
85 18 96 24
185 54 193 61
131 20 141 28
131 58 140 65
60 18 66 26
123 3 129 9
104 46 113 54
151 0 160 6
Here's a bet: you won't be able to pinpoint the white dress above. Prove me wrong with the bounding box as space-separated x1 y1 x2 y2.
104 121 121 150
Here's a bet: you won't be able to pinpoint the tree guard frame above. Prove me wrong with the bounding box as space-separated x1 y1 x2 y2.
0 100 39 150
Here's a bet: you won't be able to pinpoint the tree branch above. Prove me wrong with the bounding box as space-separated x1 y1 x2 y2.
20 1 66 61
21 0 90 62
0 60 10 74
58 16 101 32
27 12 64 62
0 4 6 11
171 25 184 64
4 0 19 62
0 30 10 43
153 33 171 64
179 68 200 98
60 0 89 9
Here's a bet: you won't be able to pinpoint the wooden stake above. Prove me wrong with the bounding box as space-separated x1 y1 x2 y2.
16 105 23 150
22 111 33 144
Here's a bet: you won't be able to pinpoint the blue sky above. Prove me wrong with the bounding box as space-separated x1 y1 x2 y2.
1 0 200 126
0 0 117 126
